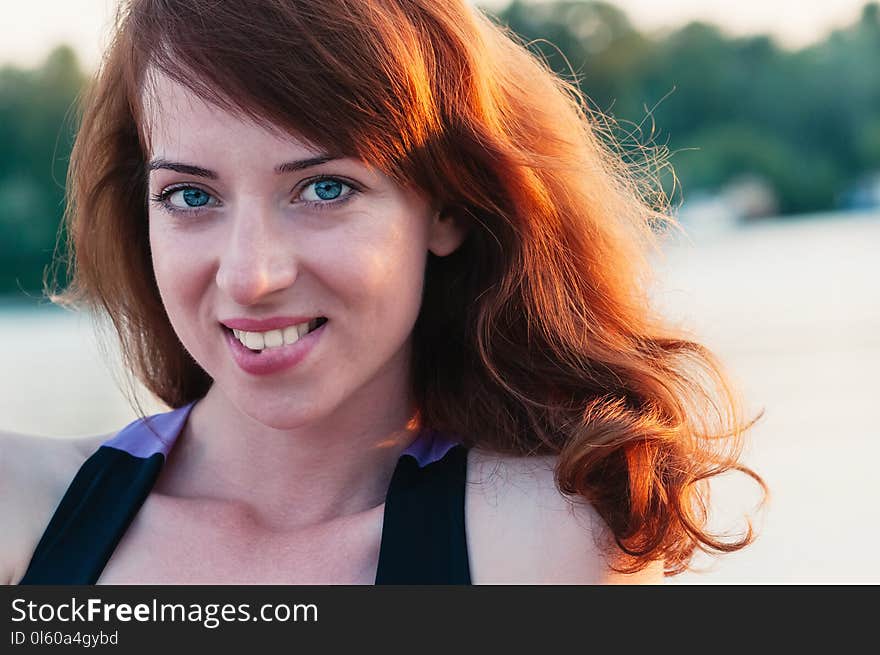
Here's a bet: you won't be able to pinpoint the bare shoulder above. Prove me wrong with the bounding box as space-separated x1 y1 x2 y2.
464 448 664 584
0 429 108 584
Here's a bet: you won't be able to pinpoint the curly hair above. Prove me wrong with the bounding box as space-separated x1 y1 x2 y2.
48 0 767 576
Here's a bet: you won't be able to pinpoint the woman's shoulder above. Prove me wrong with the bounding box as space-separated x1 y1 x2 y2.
0 428 109 584
464 447 664 584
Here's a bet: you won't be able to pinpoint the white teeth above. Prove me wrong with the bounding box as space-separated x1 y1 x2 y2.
263 329 283 348
231 320 322 351
282 325 300 345
244 331 265 350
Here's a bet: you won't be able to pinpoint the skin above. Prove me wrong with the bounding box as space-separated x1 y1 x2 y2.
143 69 468 532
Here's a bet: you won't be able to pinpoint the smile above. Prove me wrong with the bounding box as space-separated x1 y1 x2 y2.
222 318 328 376
231 317 328 352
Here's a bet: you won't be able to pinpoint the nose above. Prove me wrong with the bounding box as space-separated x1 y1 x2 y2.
215 205 298 305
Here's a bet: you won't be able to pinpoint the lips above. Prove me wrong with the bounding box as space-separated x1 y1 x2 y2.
220 315 325 332
222 318 327 376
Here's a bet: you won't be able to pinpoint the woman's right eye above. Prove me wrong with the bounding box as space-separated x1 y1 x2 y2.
149 186 220 215
172 187 213 208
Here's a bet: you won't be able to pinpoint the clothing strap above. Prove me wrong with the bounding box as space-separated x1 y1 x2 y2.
374 444 471 584
19 447 164 584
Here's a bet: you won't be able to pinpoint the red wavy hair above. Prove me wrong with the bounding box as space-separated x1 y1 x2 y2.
49 0 767 576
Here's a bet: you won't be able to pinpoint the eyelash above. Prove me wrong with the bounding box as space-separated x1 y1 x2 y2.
148 176 359 217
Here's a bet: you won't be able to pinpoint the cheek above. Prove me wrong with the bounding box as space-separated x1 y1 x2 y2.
328 223 428 320
148 225 210 341
150 228 183 302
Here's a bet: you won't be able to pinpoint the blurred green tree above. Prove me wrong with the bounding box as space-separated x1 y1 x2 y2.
0 45 84 297
489 0 880 220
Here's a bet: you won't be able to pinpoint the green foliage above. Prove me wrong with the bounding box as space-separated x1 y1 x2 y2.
0 45 84 296
490 0 880 219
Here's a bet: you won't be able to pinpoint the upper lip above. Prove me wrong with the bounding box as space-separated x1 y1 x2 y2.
220 316 322 332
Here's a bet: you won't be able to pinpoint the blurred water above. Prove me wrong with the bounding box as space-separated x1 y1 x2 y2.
654 210 880 584
1 210 878 583
0 303 166 437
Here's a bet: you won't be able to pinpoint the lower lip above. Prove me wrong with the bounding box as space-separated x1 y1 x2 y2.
223 322 327 376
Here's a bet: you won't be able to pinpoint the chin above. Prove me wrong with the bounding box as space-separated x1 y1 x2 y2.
231 389 330 431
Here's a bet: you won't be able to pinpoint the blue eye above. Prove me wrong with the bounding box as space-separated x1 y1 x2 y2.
150 186 219 214
301 179 350 203
169 187 213 208
181 188 210 207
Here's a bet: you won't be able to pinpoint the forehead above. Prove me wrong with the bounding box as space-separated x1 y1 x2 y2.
140 68 322 158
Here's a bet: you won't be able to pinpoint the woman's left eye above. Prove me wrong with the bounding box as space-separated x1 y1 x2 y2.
299 178 354 206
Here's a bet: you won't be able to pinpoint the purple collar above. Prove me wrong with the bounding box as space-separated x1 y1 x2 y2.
101 401 461 467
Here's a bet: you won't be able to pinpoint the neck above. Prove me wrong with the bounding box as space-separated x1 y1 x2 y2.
153 382 422 532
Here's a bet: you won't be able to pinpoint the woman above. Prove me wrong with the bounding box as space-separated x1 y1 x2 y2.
3 0 765 584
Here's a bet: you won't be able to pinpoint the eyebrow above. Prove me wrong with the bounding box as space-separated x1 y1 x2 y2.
147 155 340 179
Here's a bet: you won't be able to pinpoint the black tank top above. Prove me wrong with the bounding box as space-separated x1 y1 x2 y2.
18 402 471 585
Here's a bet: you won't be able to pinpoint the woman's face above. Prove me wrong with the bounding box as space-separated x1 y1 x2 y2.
144 72 466 429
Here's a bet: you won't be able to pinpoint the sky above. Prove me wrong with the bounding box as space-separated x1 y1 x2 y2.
0 0 872 70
